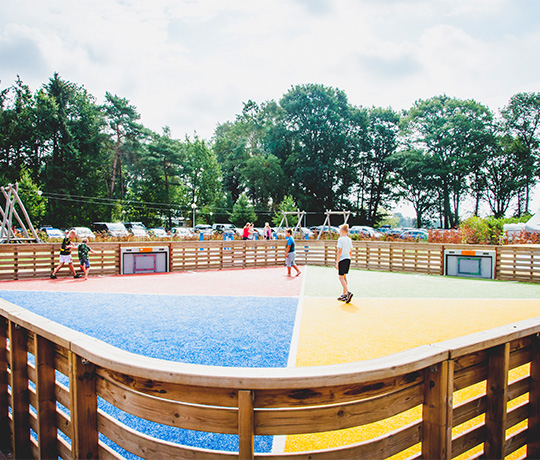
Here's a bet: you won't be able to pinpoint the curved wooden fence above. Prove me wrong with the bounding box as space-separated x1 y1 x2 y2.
1 299 539 459
1 240 540 283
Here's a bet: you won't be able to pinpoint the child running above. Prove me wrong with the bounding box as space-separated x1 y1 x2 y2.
78 238 97 280
285 228 301 277
336 224 353 303
51 230 81 279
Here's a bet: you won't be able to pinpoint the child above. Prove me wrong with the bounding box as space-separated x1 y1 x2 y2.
51 230 81 279
264 222 272 240
336 224 353 303
78 238 97 280
284 228 301 277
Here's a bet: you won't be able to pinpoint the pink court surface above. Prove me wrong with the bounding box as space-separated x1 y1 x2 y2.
2 265 540 457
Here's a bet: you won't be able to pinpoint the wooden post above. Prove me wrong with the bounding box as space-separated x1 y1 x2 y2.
422 360 453 460
0 318 9 450
34 335 58 459
70 352 98 460
528 335 540 458
8 321 31 459
485 342 509 459
238 390 254 460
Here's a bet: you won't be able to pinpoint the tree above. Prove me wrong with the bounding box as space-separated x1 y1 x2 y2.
352 107 399 225
403 95 494 228
229 193 256 227
393 150 438 228
272 195 299 226
280 84 362 210
483 135 525 217
16 169 47 225
103 92 142 199
181 136 222 209
501 92 540 215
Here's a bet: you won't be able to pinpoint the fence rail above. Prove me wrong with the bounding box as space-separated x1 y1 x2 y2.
1 299 539 459
1 240 540 283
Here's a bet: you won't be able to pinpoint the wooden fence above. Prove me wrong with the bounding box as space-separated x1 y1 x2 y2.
1 240 540 283
1 299 539 459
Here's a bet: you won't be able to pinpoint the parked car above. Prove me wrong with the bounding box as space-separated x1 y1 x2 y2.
212 223 236 235
93 222 129 238
40 226 64 239
124 222 150 239
349 226 382 238
194 224 213 236
70 227 95 240
400 229 428 240
171 227 194 239
310 225 340 234
148 228 171 239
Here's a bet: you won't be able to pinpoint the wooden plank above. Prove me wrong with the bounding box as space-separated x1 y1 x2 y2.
452 394 486 428
8 320 31 459
528 335 540 458
255 420 422 460
96 375 238 434
507 375 530 402
254 370 423 408
505 425 528 457
57 435 73 460
97 367 238 407
506 400 528 429
34 334 58 459
254 382 424 435
98 441 126 460
97 410 235 460
238 390 254 460
0 317 9 450
451 424 486 458
421 360 453 460
70 352 98 460
56 381 70 410
484 342 509 459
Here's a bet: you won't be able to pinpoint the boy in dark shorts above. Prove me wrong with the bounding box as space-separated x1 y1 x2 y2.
78 238 97 280
336 224 353 303
51 230 81 279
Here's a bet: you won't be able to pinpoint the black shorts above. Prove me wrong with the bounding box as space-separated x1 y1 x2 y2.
338 259 351 276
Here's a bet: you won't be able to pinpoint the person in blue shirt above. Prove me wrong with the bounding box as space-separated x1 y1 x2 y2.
285 228 301 277
336 224 353 303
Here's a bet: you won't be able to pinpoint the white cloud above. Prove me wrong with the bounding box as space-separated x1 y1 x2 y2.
0 0 539 139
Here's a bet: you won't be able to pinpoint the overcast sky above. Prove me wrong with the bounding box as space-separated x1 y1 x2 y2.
2 0 540 215
2 0 539 140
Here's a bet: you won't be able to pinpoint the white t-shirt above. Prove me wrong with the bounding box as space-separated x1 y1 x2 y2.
337 235 353 261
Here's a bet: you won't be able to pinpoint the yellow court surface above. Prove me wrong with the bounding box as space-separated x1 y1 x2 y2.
284 267 540 457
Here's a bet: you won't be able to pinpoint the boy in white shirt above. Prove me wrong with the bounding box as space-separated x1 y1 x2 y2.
336 224 353 303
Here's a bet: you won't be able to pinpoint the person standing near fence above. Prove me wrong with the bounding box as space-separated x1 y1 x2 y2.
336 224 353 303
285 228 301 277
51 230 82 279
264 222 272 240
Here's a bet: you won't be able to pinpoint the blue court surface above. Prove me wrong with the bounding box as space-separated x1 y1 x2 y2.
0 289 299 455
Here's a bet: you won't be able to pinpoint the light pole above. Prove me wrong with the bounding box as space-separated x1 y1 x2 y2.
191 202 197 228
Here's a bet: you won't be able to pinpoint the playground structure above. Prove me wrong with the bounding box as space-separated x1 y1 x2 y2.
277 209 306 237
0 183 41 244
317 210 351 239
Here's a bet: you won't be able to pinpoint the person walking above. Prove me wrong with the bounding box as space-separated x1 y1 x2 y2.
78 238 97 280
51 230 81 279
284 228 301 277
242 223 251 240
336 224 353 303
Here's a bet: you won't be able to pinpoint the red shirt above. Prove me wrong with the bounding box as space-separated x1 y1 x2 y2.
243 227 250 238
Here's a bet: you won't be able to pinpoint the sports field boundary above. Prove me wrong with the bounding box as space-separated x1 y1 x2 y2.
1 240 540 283
1 297 540 459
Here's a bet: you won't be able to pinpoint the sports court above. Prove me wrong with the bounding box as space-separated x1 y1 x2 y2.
1 266 540 457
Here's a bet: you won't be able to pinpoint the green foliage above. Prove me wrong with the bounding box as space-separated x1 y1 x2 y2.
459 216 530 245
229 194 256 227
16 170 47 225
272 195 298 226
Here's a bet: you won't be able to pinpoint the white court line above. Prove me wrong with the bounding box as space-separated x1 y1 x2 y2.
272 266 308 454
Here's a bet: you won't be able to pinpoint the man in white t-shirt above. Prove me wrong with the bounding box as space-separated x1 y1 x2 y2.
336 224 353 303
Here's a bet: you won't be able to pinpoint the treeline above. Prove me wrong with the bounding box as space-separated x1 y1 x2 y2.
1 74 539 229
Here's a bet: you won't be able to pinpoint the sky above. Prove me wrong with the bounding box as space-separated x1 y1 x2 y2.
1 0 540 215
